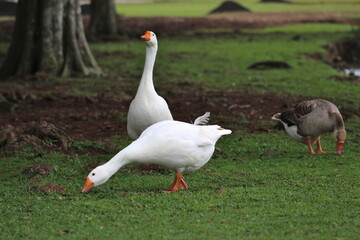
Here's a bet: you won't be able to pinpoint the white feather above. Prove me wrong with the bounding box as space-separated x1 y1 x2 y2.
194 112 210 125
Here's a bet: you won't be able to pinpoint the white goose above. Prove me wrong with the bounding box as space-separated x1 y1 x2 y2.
82 118 231 193
127 30 173 140
272 99 346 154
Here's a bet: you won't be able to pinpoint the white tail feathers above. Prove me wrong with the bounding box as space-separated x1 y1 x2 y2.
194 112 210 125
218 128 232 135
271 113 281 121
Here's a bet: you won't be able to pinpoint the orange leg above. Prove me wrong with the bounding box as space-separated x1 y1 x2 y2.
307 138 315 154
162 172 188 193
316 139 326 154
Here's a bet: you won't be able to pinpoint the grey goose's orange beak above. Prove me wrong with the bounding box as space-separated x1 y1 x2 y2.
336 141 344 155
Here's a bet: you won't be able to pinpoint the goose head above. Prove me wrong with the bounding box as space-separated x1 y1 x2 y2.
82 165 111 192
334 129 346 154
141 30 157 46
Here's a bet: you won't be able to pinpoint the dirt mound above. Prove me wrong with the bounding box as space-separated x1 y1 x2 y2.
22 164 54 175
247 61 292 70
29 183 65 194
0 121 70 150
327 40 360 68
209 1 250 14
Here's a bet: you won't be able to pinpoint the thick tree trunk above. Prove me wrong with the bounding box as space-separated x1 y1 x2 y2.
0 0 102 79
89 0 118 36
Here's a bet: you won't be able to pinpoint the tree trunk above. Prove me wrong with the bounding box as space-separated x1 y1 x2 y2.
89 0 118 36
0 0 102 79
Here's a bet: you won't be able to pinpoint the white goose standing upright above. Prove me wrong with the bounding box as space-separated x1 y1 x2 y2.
272 99 346 154
127 31 173 139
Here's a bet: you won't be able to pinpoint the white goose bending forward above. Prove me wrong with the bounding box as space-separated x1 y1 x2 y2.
127 31 173 140
272 99 346 154
83 119 232 193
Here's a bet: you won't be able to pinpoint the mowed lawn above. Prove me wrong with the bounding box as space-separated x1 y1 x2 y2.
1 8 360 240
117 0 360 17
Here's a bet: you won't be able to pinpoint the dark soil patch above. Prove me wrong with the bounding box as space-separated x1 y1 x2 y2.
0 79 357 155
0 79 304 148
209 1 250 14
116 13 360 37
247 61 291 70
22 164 54 175
327 39 360 69
1 12 359 39
0 90 128 141
0 121 70 151
29 183 65 194
327 32 360 82
163 82 302 133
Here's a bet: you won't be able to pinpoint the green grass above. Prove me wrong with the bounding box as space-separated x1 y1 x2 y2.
117 0 360 17
1 121 360 239
90 24 360 109
245 23 357 33
1 22 360 239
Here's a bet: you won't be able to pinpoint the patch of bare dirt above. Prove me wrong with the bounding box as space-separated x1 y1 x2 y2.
163 82 303 133
0 121 70 150
326 34 360 82
22 164 54 175
29 183 65 194
3 78 356 149
117 13 360 36
327 40 360 68
0 79 305 149
247 60 291 70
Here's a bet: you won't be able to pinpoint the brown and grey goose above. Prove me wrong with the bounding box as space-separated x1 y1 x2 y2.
272 99 346 154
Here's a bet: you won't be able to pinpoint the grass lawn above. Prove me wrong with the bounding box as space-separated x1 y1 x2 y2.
117 0 360 17
1 122 360 239
91 23 360 108
1 21 360 239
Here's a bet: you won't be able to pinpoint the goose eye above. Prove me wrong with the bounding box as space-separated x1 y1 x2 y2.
92 173 95 176
152 33 155 36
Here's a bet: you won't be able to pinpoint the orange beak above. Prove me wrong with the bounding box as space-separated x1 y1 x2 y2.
141 31 151 41
336 141 344 155
82 177 94 193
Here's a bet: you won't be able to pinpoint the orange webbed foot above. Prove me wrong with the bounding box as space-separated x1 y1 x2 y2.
162 172 188 193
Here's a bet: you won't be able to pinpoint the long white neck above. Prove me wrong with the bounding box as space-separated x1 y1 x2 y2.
138 44 158 93
102 149 130 178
